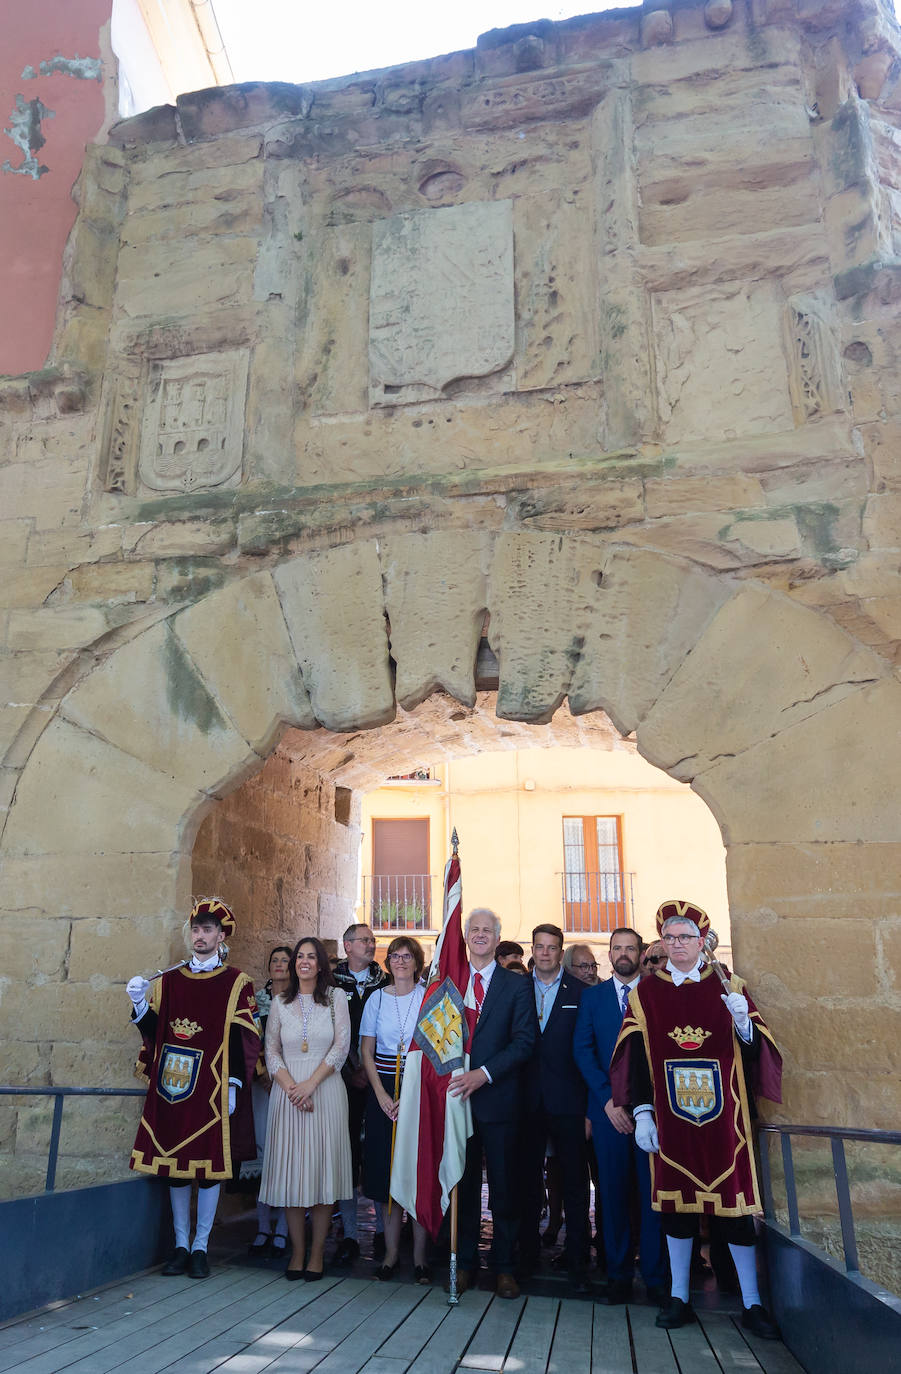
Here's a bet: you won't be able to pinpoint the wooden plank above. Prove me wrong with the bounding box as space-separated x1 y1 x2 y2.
406 1290 493 1374
627 1303 680 1374
375 1288 457 1364
590 1303 633 1374
459 1294 525 1371
1 1267 260 1374
0 1271 187 1350
668 1319 722 1373
547 1297 592 1374
737 1326 806 1374
358 1359 412 1374
697 1315 764 1371
312 1284 429 1374
503 1295 558 1374
154 1275 362 1374
258 1281 408 1374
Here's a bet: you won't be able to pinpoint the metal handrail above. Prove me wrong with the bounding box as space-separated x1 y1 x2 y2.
0 1086 146 1194
757 1122 901 1280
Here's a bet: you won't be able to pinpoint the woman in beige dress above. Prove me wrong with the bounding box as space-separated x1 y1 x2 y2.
259 936 352 1279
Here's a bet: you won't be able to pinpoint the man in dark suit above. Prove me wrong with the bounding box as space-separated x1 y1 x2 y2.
573 926 667 1305
448 907 538 1298
519 923 592 1294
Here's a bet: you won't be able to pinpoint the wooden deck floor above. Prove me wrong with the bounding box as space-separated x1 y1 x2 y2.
0 1260 806 1374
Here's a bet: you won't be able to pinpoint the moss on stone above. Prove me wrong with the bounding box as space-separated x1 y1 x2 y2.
162 626 227 735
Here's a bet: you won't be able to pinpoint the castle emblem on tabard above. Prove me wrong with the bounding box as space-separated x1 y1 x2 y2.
369 200 514 407
413 977 467 1075
157 1044 203 1103
138 349 249 494
664 1058 723 1127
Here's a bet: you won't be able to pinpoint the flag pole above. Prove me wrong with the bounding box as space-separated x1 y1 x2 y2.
387 1050 401 1219
447 826 460 1306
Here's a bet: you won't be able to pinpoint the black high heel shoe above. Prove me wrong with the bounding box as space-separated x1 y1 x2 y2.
414 1265 432 1285
374 1260 399 1281
285 1268 305 1281
303 1267 324 1282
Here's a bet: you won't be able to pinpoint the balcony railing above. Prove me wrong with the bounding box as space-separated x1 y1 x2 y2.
363 874 437 932
558 870 635 933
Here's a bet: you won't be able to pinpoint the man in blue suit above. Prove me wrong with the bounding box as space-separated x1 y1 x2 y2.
449 908 538 1298
519 923 592 1294
573 927 667 1305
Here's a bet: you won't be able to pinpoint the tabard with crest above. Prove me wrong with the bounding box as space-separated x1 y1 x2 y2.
130 964 260 1181
610 965 782 1216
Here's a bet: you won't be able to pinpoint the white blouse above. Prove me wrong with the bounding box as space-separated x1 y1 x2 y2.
359 985 426 1058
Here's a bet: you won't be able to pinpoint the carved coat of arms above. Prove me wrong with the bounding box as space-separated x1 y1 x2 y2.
138 350 249 494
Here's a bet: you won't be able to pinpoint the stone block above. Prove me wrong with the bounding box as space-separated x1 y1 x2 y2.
0 915 70 982
60 620 255 793
0 717 203 857
695 679 901 843
568 545 730 733
0 520 32 568
61 564 156 604
174 572 315 754
0 456 89 530
784 1003 901 1074
6 607 110 651
863 492 901 550
639 584 884 776
0 852 185 921
734 915 880 998
380 531 491 710
511 481 646 532
115 236 258 318
645 473 765 518
1 980 136 1049
67 917 182 985
0 1039 48 1086
130 520 238 558
727 842 901 921
514 189 600 390
25 526 124 567
719 514 801 559
274 546 394 731
50 1040 145 1090
859 422 901 491
879 920 901 993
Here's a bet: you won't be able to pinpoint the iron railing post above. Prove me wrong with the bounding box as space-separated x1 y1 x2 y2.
781 1132 801 1237
45 1093 65 1192
831 1136 860 1275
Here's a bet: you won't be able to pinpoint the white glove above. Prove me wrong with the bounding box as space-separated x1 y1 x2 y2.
127 975 150 1015
634 1111 659 1154
228 1084 237 1116
722 990 751 1036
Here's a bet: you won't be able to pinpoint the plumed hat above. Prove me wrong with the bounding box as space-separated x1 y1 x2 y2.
190 896 236 941
655 898 709 938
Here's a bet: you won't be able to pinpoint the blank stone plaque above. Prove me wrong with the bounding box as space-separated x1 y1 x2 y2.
369 200 514 407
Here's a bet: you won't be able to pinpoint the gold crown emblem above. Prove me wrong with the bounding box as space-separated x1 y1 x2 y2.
668 1025 711 1051
171 1017 202 1040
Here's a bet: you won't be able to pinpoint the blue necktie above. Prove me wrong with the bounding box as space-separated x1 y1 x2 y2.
620 983 629 1019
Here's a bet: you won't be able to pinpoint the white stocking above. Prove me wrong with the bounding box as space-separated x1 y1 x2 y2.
728 1242 761 1309
169 1186 191 1251
666 1235 693 1303
193 1184 220 1253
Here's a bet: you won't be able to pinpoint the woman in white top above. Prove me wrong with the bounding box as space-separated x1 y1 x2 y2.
360 934 429 1282
259 936 352 1280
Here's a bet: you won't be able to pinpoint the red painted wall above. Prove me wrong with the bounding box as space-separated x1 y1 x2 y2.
0 0 111 376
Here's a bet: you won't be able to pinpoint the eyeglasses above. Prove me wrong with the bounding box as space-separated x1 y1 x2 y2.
349 936 375 945
642 955 666 966
573 961 598 971
662 935 697 946
389 952 414 962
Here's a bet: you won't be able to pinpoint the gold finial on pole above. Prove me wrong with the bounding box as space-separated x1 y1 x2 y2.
451 827 459 856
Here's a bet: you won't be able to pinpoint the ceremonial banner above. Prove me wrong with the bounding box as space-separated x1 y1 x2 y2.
391 841 475 1237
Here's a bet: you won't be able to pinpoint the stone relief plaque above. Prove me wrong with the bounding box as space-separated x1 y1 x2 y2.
137 350 249 494
784 293 845 425
369 200 514 406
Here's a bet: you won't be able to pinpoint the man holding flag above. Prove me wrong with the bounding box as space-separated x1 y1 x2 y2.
391 836 537 1300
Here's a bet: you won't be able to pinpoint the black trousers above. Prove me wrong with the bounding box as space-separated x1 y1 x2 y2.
345 1079 367 1189
663 1213 756 1246
520 1107 590 1272
458 1118 520 1274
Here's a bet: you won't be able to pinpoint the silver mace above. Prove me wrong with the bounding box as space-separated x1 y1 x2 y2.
702 929 732 991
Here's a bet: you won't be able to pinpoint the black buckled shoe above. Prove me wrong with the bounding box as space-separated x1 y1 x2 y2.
655 1296 696 1329
161 1246 189 1276
741 1304 780 1340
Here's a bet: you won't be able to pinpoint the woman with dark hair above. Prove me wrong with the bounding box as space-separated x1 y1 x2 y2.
360 934 430 1282
247 945 292 1257
259 936 352 1280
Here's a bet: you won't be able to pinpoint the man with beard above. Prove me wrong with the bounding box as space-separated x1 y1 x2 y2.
573 927 667 1305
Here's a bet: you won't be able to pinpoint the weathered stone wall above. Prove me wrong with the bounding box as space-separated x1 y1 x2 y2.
191 745 362 971
2 0 901 1207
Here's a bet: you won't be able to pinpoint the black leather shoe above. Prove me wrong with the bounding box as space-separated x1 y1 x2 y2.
161 1246 189 1276
656 1297 696 1329
187 1249 210 1279
569 1271 593 1296
601 1279 634 1305
742 1304 780 1340
334 1237 360 1267
303 1267 324 1282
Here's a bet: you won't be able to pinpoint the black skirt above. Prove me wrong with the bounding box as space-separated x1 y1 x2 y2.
362 1068 403 1205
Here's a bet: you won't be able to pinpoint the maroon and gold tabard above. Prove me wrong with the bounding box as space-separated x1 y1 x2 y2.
611 965 782 1216
130 964 260 1181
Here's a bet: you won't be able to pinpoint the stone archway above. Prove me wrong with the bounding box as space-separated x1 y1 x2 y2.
2 529 900 1147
